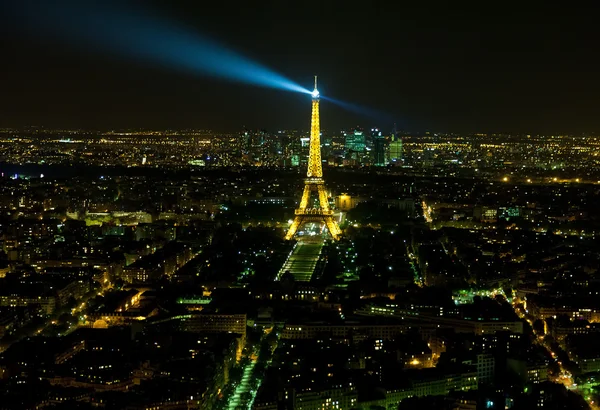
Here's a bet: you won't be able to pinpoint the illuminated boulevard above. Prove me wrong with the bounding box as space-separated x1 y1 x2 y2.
226 359 256 410
511 295 600 410
222 330 280 410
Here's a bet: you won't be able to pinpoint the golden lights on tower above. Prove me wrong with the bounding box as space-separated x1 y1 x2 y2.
285 77 342 241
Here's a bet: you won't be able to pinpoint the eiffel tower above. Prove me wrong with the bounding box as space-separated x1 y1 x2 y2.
285 77 342 241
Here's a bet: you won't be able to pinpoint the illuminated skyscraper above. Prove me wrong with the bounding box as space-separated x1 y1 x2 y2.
372 128 387 166
389 139 403 164
344 128 366 154
285 77 342 241
389 127 403 165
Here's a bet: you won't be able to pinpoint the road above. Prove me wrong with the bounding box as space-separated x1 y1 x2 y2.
227 360 257 410
224 330 279 410
511 295 599 409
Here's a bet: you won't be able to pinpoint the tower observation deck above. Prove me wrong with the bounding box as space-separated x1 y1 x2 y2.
285 77 342 241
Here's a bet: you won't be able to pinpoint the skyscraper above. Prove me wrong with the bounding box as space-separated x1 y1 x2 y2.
389 139 403 164
344 128 366 154
373 128 388 166
388 127 403 165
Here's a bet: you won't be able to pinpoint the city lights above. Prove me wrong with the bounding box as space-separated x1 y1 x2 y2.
0 1 598 408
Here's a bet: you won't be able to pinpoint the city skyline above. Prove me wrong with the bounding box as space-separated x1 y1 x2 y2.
1 2 599 133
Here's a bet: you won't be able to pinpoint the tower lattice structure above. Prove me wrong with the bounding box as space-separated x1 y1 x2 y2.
285 77 342 241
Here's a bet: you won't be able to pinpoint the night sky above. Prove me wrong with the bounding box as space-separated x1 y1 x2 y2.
1 1 599 133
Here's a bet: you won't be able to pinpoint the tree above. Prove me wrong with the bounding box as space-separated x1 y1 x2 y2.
280 270 295 283
65 296 77 310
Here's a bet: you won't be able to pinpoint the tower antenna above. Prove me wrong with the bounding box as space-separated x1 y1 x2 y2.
314 75 317 90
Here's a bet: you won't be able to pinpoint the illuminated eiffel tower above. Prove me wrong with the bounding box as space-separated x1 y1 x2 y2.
285 77 342 241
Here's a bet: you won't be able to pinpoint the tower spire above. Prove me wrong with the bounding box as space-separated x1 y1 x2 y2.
311 75 320 99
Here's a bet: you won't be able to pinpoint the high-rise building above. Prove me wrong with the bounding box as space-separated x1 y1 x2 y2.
241 129 268 163
344 128 366 154
299 136 310 167
367 128 379 151
389 139 403 165
278 129 304 167
321 130 333 158
372 128 387 166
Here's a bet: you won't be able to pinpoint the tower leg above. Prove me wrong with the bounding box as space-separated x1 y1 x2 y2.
299 184 311 211
324 216 342 241
317 184 330 212
285 216 302 241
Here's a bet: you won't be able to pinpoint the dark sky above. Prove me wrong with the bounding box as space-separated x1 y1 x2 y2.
1 1 599 133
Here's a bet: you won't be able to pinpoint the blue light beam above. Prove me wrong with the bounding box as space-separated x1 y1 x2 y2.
1 0 311 95
321 95 398 125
